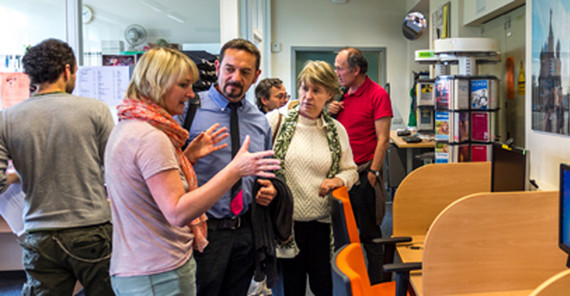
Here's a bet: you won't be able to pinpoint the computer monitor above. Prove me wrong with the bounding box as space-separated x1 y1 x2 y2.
560 163 570 268
491 143 530 192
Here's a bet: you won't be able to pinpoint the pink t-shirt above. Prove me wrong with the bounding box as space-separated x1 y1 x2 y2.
337 77 393 164
105 119 194 277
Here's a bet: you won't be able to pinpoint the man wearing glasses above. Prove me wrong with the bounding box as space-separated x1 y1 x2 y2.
255 78 290 114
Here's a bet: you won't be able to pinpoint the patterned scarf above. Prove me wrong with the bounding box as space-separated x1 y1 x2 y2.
117 97 208 252
273 104 341 179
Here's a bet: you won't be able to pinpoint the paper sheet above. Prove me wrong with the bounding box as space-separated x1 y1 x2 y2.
0 72 31 109
72 66 130 122
0 182 25 236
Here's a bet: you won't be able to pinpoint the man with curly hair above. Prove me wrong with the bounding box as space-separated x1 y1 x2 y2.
0 39 115 295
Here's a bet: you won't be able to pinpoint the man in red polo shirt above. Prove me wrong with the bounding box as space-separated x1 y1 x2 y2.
330 47 392 284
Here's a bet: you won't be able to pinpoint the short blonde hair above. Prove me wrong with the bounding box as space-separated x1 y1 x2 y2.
126 47 199 108
297 60 342 98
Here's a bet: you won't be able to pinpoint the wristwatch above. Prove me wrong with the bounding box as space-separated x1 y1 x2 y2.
369 169 381 177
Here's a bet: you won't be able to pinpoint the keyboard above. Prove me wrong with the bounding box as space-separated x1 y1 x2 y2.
403 136 422 143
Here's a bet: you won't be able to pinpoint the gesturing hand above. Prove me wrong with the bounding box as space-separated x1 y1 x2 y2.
231 135 281 179
184 123 229 163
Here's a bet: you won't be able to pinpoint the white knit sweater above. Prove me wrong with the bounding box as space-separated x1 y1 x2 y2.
267 110 358 222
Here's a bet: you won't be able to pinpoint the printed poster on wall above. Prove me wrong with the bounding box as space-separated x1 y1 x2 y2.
0 72 30 109
72 66 130 123
531 0 570 135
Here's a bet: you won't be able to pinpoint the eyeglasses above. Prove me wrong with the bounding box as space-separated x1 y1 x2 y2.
277 94 291 100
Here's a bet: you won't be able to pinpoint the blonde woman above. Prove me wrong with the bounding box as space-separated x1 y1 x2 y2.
267 61 358 296
104 47 280 296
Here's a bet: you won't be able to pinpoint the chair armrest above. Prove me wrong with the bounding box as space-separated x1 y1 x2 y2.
383 262 422 296
383 262 422 273
371 236 412 245
370 236 413 282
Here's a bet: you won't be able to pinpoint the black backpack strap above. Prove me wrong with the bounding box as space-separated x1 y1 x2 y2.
181 94 200 150
183 94 201 131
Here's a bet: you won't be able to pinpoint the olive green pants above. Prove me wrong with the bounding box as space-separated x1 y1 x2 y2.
20 223 114 296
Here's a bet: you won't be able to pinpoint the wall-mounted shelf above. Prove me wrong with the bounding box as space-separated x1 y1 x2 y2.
415 38 501 76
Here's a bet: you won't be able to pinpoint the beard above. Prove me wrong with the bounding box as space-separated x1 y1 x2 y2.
222 81 244 99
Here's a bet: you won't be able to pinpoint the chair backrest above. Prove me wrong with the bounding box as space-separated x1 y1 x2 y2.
331 186 360 250
423 191 567 295
393 162 491 237
332 244 353 296
333 243 371 296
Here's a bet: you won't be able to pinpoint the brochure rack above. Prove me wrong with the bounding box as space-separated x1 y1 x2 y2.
415 38 501 163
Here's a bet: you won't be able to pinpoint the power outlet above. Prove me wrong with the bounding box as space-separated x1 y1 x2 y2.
271 42 282 53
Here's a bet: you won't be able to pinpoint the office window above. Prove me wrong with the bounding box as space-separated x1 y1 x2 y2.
0 1 66 109
0 1 66 72
82 0 220 65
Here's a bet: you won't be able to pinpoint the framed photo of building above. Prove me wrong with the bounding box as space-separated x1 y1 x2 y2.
531 0 570 135
432 1 450 45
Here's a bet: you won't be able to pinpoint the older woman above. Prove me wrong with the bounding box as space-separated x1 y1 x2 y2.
267 61 358 296
104 47 280 296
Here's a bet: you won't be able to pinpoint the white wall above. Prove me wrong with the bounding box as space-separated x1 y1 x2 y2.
220 0 240 43
464 0 525 26
525 2 570 190
406 1 430 106
480 6 526 148
407 0 422 12
270 0 413 126
429 0 479 43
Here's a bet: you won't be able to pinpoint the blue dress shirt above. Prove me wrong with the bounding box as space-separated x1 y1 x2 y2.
177 85 273 219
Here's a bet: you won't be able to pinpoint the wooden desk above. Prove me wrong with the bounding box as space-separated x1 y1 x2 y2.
421 191 566 296
389 130 434 173
392 162 491 295
392 162 491 238
396 235 534 296
531 269 570 296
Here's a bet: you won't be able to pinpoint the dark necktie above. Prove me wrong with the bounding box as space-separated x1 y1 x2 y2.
229 102 243 215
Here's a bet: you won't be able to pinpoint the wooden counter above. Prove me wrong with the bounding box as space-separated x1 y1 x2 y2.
389 130 434 149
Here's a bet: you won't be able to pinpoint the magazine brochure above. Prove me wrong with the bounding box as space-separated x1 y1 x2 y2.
435 111 450 141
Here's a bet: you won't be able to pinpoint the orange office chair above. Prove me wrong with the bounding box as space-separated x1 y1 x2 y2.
331 187 421 296
331 187 412 277
331 186 361 248
332 243 421 296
